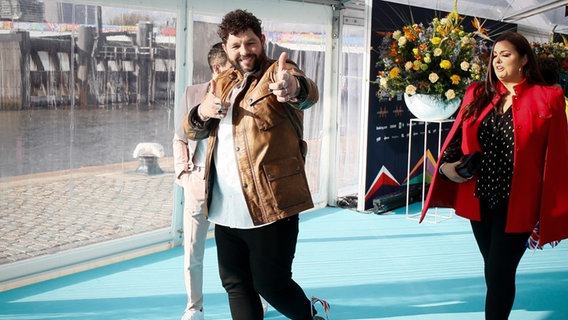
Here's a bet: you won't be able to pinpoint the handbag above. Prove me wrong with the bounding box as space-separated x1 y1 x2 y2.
455 152 482 179
441 126 463 163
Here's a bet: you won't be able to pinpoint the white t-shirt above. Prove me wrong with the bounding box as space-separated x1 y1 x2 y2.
193 139 208 168
207 79 271 229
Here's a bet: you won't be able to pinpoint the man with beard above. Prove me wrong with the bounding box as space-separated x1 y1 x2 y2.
174 42 268 320
184 9 327 320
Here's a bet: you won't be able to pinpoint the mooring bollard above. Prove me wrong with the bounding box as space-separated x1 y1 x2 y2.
132 142 164 175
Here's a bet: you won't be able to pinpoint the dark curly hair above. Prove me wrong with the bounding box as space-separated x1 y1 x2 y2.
217 9 262 44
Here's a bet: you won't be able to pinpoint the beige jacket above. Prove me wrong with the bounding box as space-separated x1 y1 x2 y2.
184 56 318 225
173 83 209 183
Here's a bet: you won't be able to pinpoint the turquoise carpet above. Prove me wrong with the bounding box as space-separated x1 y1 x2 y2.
1 204 567 319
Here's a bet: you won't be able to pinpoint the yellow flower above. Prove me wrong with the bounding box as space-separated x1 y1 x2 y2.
433 48 443 57
431 37 442 45
405 85 417 95
379 77 388 88
450 74 461 84
460 61 470 71
389 67 401 78
429 73 439 83
440 60 452 69
405 61 414 70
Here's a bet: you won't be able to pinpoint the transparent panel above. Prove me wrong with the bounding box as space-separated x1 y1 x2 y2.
0 2 177 266
337 23 365 197
191 14 327 199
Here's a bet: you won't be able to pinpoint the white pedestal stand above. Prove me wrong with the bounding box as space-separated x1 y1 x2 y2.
405 118 454 223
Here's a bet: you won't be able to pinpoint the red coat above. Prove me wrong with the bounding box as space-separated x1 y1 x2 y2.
421 81 568 246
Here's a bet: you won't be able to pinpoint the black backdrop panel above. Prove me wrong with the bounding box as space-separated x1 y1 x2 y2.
364 0 516 211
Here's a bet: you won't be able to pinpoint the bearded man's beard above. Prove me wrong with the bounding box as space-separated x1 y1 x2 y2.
231 50 266 73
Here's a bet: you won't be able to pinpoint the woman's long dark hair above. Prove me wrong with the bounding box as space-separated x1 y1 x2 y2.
462 32 545 120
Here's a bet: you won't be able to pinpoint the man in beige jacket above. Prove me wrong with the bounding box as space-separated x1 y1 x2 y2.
172 43 229 320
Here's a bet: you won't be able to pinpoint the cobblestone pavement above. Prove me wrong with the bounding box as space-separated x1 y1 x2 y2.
0 158 175 265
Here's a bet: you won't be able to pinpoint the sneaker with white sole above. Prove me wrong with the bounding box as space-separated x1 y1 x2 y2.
262 300 268 315
311 296 330 320
180 309 203 320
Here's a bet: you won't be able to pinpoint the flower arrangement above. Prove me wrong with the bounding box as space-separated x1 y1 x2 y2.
531 40 568 73
374 0 488 102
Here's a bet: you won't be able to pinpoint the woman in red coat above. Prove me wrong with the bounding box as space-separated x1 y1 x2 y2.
421 31 568 319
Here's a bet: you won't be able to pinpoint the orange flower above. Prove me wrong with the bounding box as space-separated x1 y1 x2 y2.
450 74 461 84
403 25 418 41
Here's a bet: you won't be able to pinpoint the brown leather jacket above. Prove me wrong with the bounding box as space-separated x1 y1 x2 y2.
184 55 319 225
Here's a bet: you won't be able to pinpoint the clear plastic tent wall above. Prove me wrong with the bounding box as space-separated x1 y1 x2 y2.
0 0 366 290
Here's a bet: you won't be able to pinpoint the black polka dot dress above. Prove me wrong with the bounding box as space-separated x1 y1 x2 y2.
476 107 515 210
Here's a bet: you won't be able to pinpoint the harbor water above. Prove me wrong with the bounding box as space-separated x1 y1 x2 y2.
0 105 175 178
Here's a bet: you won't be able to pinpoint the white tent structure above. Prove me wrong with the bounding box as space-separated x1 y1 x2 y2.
383 0 568 40
1 0 566 289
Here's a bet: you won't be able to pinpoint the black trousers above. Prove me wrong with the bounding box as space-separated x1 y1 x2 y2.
470 202 531 320
215 215 312 320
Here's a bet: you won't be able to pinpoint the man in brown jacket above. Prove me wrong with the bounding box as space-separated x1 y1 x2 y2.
184 9 327 320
